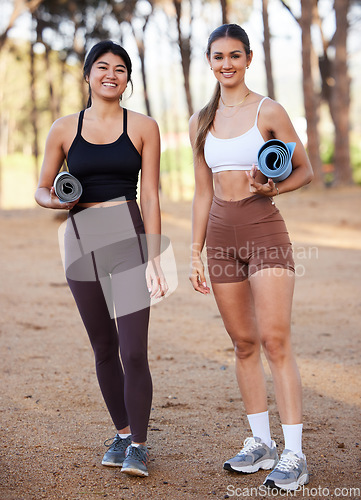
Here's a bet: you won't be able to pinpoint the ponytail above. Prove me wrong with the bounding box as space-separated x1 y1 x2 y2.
194 83 220 159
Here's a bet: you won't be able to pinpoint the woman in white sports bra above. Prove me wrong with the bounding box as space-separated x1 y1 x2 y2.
189 24 313 492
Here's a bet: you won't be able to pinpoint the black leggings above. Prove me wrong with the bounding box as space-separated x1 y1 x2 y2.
65 201 152 443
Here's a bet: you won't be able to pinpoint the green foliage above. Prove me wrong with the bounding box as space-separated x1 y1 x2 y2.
351 143 361 185
160 146 193 174
160 146 195 200
320 137 334 165
320 135 361 185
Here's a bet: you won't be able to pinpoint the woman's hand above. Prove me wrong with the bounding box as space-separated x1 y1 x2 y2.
48 186 79 210
246 165 278 197
146 260 168 299
189 257 210 294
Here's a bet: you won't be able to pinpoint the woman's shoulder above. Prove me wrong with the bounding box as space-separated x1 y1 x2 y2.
189 110 200 124
50 112 80 133
45 113 80 145
189 111 200 135
258 95 287 116
126 108 158 129
256 96 292 132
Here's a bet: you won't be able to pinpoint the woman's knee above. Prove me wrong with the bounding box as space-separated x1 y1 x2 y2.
92 335 119 364
121 347 149 372
261 332 291 363
233 338 260 360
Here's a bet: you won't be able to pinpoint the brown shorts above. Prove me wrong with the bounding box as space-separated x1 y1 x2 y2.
206 194 295 283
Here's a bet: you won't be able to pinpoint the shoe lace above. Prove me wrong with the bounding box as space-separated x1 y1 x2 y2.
126 445 148 463
104 436 127 451
276 454 300 472
239 437 262 455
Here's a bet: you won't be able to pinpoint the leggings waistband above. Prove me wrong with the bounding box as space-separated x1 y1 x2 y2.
68 199 144 236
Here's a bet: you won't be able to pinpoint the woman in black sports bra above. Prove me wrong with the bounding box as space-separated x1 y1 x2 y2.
35 41 167 477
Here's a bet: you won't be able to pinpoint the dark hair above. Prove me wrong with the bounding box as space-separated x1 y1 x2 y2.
194 24 252 158
205 24 251 59
83 40 133 108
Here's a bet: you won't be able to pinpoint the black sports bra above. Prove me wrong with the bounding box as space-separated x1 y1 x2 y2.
67 108 142 202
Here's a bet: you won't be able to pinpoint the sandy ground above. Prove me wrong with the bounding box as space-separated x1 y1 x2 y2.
1 186 360 500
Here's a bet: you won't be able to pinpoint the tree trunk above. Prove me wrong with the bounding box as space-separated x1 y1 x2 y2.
332 0 352 184
45 44 58 122
29 38 40 184
262 0 275 99
173 0 194 118
300 0 322 183
131 21 152 117
72 21 87 108
220 0 228 24
57 55 67 117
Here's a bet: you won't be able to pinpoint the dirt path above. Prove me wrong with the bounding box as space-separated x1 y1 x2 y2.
1 187 360 500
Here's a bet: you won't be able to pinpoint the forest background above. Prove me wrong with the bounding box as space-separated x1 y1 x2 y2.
1 0 361 208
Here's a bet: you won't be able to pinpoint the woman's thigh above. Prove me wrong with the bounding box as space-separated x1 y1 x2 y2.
212 280 259 345
249 268 295 341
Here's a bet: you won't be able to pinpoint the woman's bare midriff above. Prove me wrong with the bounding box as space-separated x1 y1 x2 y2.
77 200 132 208
213 169 267 201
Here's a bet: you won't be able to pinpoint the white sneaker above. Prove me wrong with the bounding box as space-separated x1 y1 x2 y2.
223 437 279 473
263 449 309 490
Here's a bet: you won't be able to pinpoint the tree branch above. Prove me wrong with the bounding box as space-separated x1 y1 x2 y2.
279 0 300 24
0 0 44 50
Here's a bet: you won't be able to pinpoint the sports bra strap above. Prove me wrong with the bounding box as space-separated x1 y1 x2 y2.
77 110 85 136
123 108 127 134
77 109 127 136
254 97 268 126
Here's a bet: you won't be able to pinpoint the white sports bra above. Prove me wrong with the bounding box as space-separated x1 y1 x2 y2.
204 96 268 173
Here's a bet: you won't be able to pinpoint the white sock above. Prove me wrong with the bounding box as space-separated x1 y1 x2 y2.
282 423 303 457
131 443 141 448
117 433 131 439
247 411 272 448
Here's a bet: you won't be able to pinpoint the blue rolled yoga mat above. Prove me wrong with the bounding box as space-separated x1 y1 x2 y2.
54 171 83 203
258 139 296 182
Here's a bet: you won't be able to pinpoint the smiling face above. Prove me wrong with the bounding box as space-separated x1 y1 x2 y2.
207 37 252 88
88 52 129 102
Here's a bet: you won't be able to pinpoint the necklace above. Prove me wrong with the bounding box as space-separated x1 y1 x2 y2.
220 91 251 108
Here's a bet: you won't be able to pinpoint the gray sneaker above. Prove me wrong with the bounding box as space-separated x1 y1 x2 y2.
101 434 132 467
121 444 150 477
224 437 278 473
263 449 309 491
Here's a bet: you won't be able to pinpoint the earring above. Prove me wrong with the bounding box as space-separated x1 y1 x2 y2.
210 67 213 70
246 66 249 69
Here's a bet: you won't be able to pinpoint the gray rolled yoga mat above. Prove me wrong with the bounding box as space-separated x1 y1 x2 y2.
258 139 296 182
54 171 83 203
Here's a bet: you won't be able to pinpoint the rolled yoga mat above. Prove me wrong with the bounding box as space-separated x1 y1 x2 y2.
53 171 83 203
257 139 296 182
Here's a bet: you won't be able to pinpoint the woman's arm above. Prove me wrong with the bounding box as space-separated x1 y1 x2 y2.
35 117 78 210
139 116 161 238
247 99 314 197
189 113 214 294
139 115 167 297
